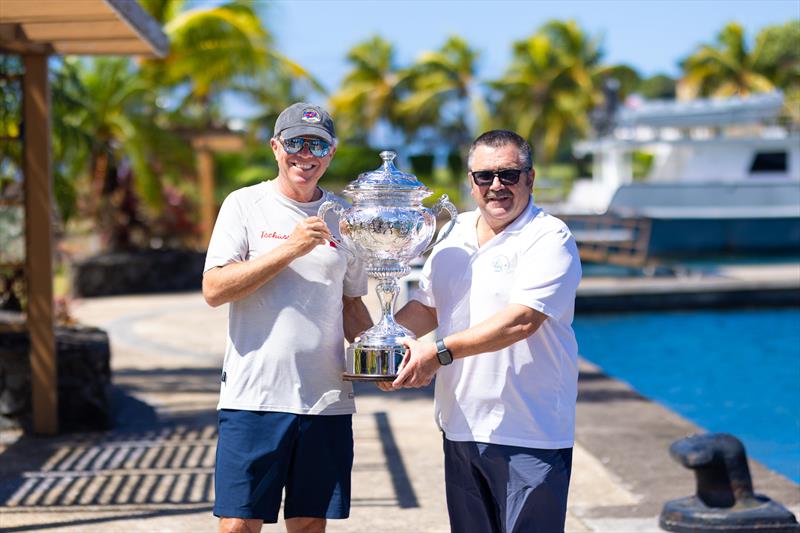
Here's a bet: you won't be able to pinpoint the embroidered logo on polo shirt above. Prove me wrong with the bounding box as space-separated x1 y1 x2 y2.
492 254 512 273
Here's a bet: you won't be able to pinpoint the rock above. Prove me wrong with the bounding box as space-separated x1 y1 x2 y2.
0 323 112 432
72 249 206 297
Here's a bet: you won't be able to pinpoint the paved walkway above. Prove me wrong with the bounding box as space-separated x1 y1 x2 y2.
0 284 797 532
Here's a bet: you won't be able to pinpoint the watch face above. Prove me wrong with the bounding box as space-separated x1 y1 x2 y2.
436 339 453 365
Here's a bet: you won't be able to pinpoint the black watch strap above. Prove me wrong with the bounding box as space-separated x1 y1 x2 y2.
436 339 453 366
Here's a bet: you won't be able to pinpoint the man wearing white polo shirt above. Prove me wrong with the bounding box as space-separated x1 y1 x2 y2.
389 130 582 533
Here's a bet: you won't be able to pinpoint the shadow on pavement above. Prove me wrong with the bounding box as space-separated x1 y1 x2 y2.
0 381 217 531
351 367 647 403
0 506 213 532
112 367 222 395
577 367 649 403
373 412 419 509
110 385 159 430
0 369 436 530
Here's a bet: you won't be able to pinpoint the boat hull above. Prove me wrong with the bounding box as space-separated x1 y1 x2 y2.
560 212 800 264
645 215 800 256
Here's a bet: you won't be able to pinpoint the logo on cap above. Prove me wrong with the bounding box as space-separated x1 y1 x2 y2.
301 109 321 123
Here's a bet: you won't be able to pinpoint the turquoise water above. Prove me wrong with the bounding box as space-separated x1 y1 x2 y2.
573 308 800 483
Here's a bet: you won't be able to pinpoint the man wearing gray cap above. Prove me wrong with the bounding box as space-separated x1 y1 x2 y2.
203 102 371 533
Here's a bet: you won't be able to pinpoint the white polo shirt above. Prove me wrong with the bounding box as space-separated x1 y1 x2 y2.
413 199 582 448
204 180 368 415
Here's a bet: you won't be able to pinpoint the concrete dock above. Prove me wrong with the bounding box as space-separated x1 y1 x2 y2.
0 263 798 532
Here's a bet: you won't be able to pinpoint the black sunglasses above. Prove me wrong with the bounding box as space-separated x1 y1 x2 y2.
469 168 529 186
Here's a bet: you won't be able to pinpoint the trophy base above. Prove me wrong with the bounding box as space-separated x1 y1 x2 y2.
342 373 396 382
343 344 405 382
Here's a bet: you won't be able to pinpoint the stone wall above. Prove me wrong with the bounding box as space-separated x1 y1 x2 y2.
0 324 111 432
73 249 206 297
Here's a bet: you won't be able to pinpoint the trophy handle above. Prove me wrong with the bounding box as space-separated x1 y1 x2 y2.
422 194 458 255
318 200 355 256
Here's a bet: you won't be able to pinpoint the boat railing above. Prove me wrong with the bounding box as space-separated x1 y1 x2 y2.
561 214 653 269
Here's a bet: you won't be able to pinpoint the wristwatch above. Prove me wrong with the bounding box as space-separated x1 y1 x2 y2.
435 339 454 366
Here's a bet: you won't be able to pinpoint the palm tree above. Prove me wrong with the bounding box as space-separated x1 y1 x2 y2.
679 22 775 100
46 0 317 251
490 20 604 164
329 35 403 142
51 57 190 249
140 0 279 126
50 58 95 223
753 21 800 93
140 0 323 244
638 74 677 100
397 35 483 157
753 20 800 123
595 64 641 102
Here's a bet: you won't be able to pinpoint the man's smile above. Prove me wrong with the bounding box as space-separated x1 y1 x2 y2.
290 160 317 171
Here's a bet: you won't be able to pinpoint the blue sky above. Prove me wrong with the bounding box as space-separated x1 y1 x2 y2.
266 0 799 93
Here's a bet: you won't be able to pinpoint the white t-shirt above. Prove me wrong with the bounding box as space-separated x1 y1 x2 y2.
204 180 368 415
413 199 582 448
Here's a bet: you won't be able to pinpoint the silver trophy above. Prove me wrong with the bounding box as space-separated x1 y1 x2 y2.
319 150 457 381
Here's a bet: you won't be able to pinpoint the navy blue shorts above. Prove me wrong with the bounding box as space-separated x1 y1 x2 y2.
443 437 573 533
213 409 353 522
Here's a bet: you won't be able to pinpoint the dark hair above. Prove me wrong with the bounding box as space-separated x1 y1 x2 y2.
467 130 533 170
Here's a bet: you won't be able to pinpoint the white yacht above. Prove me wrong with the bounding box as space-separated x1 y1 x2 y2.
554 91 800 258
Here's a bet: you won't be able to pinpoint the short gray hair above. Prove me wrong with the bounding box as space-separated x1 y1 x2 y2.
467 130 533 170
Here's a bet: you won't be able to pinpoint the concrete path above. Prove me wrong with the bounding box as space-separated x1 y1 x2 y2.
0 288 797 532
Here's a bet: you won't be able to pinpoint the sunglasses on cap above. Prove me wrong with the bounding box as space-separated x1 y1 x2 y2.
280 136 331 158
469 168 529 186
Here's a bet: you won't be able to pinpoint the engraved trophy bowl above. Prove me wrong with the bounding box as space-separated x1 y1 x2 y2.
319 150 457 381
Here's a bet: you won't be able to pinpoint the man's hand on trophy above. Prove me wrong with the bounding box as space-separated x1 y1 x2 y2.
286 216 332 256
376 380 395 392
375 344 411 391
392 338 438 389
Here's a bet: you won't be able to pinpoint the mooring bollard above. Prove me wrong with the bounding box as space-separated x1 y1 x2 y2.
660 433 799 532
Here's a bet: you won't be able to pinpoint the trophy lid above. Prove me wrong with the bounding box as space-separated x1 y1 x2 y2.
344 150 432 195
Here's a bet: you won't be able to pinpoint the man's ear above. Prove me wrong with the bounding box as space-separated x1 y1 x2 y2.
528 168 535 189
270 137 280 156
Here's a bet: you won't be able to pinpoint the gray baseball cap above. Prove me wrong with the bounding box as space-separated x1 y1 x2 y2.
273 102 336 144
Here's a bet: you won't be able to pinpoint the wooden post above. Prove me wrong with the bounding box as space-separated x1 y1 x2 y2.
190 132 243 249
23 53 58 435
196 147 215 248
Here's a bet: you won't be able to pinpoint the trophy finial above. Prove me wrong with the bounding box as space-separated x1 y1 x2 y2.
379 150 397 168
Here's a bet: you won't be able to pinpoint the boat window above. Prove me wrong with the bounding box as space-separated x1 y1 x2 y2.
749 151 787 173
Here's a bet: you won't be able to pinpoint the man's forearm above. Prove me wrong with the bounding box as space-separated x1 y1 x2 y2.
395 300 438 338
204 215 333 307
392 304 547 389
444 304 546 360
202 242 301 307
343 296 373 343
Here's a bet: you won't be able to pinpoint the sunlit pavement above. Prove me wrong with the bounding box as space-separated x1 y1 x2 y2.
0 284 797 532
